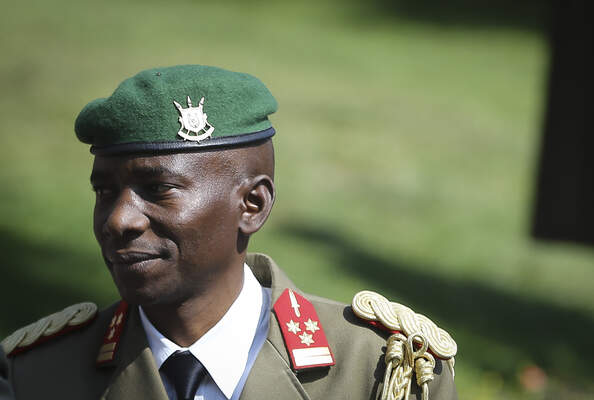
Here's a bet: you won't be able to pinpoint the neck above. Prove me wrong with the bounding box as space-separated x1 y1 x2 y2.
142 263 245 347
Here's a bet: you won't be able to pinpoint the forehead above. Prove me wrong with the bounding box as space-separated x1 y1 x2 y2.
90 151 233 181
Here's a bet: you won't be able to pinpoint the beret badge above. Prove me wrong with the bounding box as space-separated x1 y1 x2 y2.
173 96 215 142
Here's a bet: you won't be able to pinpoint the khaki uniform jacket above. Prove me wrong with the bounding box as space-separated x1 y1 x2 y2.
6 253 457 400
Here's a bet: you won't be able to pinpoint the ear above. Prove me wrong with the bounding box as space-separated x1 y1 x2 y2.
238 175 275 236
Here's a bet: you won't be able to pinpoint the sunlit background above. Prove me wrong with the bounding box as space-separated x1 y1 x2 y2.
1 0 593 398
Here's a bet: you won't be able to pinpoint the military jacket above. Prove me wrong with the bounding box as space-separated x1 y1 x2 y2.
4 253 457 400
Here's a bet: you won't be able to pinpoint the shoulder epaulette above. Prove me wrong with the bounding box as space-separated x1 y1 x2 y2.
273 288 335 370
1 302 98 356
96 301 129 365
352 291 457 400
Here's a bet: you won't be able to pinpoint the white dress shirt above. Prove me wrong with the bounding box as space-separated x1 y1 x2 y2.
139 264 263 400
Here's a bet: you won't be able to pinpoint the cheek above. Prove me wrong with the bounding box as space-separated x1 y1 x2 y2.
92 207 104 242
173 199 239 254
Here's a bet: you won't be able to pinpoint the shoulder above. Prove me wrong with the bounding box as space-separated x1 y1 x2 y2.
2 302 120 398
308 292 388 353
1 302 102 357
2 302 118 372
254 253 458 399
306 291 458 400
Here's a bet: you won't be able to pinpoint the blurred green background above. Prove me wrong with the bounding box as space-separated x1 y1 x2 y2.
1 0 593 398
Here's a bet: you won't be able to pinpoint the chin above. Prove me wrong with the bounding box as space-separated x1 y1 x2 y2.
110 267 167 306
116 286 157 306
113 277 161 305
115 281 187 308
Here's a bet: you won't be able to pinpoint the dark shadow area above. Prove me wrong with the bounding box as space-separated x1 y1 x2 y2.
0 228 116 337
363 0 551 32
278 222 594 382
532 0 594 246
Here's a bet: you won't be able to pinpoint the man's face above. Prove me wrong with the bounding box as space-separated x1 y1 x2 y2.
91 152 241 306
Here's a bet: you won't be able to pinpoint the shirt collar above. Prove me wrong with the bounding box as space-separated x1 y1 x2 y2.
139 263 263 399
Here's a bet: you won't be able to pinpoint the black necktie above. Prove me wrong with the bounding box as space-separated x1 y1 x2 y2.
160 350 207 400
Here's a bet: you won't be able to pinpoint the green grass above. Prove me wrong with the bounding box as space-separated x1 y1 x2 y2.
1 0 593 398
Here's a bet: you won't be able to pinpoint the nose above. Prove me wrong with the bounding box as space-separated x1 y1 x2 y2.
102 188 150 241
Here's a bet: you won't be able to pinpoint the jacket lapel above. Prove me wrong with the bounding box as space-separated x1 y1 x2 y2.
100 307 169 400
242 253 310 400
239 341 310 400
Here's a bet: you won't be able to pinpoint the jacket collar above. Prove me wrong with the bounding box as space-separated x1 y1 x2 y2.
100 307 169 400
243 253 310 400
246 253 297 365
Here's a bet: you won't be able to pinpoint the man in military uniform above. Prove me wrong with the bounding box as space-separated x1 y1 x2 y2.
2 65 457 400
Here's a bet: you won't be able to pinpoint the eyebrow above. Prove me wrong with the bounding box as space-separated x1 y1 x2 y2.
89 171 110 183
90 165 180 183
129 165 178 179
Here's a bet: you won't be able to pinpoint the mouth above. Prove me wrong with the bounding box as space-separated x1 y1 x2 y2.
106 250 165 271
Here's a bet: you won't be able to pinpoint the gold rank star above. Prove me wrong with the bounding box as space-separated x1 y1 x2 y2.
286 320 301 334
304 318 320 333
299 332 315 346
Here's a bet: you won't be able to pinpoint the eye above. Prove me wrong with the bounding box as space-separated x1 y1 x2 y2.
147 183 174 194
92 185 115 199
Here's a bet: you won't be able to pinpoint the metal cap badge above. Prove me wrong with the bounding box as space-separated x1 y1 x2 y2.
173 96 215 142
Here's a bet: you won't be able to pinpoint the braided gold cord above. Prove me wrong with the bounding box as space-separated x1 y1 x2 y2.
352 291 457 400
1 302 97 354
386 363 413 400
382 334 412 400
18 317 52 347
68 302 97 326
352 291 457 359
1 330 25 355
415 314 457 360
415 353 435 400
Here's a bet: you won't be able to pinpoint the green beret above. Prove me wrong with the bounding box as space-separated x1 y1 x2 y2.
75 65 277 155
